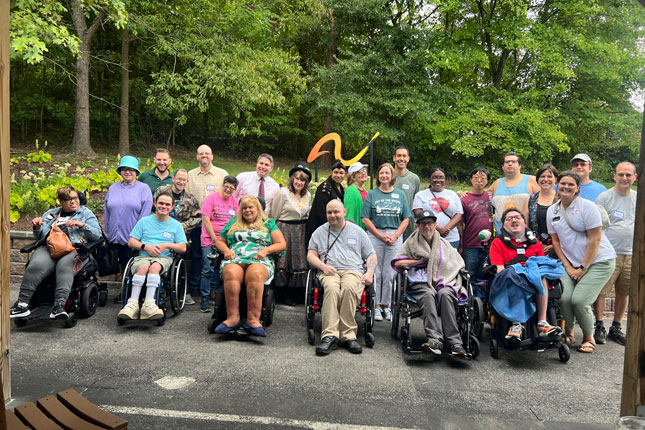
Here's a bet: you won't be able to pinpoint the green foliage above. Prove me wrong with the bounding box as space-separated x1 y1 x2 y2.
26 149 52 163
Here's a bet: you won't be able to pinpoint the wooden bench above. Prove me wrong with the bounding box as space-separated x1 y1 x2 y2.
1 389 127 430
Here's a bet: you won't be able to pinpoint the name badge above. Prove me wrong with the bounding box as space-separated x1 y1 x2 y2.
229 209 236 216
553 216 560 222
517 248 526 255
614 210 625 220
392 193 400 199
206 184 215 191
162 231 172 239
402 184 410 190
347 237 357 246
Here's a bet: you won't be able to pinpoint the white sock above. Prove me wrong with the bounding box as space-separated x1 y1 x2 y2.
538 320 549 326
145 274 161 300
130 275 145 301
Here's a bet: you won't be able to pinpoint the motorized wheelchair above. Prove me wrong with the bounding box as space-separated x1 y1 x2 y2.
117 253 187 326
206 249 277 335
390 268 481 358
303 268 376 348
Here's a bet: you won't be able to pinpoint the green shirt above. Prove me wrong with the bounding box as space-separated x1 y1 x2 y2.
394 170 420 237
344 184 365 230
138 168 174 193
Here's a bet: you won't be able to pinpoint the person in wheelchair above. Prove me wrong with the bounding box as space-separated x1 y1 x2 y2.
307 200 377 355
213 195 286 337
488 208 562 342
10 186 102 320
118 192 187 320
392 210 467 357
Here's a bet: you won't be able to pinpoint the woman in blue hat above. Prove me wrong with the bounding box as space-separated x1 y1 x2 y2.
104 156 154 282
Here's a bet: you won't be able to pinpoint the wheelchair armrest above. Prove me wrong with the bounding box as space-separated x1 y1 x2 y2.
76 238 105 254
482 264 497 277
20 240 42 254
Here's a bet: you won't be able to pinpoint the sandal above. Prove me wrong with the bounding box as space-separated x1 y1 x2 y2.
577 341 596 353
562 333 576 346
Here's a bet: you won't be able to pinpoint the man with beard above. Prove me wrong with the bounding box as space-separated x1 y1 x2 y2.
393 146 420 241
392 210 467 356
138 148 174 193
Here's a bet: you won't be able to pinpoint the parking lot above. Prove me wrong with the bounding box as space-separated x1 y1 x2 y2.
7 284 626 430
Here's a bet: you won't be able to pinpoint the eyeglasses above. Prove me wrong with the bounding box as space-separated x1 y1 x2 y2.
222 185 236 191
198 152 212 156
120 168 136 173
62 196 79 202
505 215 523 221
617 173 634 178
418 221 436 227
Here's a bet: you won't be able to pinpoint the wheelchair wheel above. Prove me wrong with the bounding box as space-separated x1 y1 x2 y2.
169 258 187 315
98 289 108 307
472 296 485 340
307 329 315 345
156 315 166 326
489 337 499 359
13 318 28 328
261 287 275 327
365 332 375 348
212 289 226 326
468 335 480 359
121 258 136 301
304 270 315 326
558 344 570 363
208 318 218 334
64 312 78 328
390 275 402 339
117 317 126 326
80 282 99 318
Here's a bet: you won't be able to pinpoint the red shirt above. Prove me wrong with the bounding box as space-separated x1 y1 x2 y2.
489 236 544 267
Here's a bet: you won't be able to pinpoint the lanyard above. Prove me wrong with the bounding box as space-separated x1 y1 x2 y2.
324 222 347 264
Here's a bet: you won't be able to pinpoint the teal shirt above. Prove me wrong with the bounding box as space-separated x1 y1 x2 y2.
361 187 412 230
344 184 365 230
138 168 174 193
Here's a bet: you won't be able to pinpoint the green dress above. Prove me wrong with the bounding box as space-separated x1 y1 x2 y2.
219 217 282 283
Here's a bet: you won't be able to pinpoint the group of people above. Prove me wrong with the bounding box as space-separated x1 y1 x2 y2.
9 144 636 357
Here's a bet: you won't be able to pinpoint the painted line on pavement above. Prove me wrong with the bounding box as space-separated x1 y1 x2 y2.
101 405 419 430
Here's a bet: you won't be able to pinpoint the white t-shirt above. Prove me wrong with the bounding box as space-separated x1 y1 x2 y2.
412 189 463 243
546 196 616 267
595 188 637 255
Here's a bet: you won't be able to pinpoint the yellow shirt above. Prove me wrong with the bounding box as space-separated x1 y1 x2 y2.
186 164 228 205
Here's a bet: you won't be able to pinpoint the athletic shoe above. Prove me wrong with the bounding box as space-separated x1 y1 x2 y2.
374 308 383 321
594 325 607 345
505 323 523 341
608 326 626 346
118 298 140 320
200 297 211 313
140 299 163 320
49 303 68 320
10 302 30 319
537 321 561 336
184 294 195 305
421 338 443 355
383 308 392 321
450 344 466 357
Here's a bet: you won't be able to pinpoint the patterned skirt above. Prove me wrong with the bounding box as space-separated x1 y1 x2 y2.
273 220 308 289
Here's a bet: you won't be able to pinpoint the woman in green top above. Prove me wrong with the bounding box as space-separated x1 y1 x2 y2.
344 161 369 229
215 196 286 336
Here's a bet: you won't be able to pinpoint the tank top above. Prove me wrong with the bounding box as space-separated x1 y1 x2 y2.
491 174 531 234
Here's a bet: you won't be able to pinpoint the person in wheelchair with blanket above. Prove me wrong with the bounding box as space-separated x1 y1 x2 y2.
488 208 563 342
392 210 468 357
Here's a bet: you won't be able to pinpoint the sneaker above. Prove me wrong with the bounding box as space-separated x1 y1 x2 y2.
608 326 626 346
140 299 163 320
374 308 383 321
184 294 195 305
10 302 30 319
594 325 607 345
383 308 392 321
505 323 523 341
421 338 443 355
200 297 211 313
118 298 140 320
537 321 562 336
49 303 69 320
450 344 466 357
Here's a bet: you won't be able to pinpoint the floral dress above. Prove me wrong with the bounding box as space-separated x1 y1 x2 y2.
219 217 281 283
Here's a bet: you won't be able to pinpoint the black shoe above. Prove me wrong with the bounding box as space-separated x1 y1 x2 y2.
340 338 362 354
608 326 626 345
50 303 69 320
450 344 466 357
421 338 443 355
594 325 607 344
316 336 339 356
10 302 30 319
283 297 296 306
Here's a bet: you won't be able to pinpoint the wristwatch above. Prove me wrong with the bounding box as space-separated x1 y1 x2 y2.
141 244 146 251
578 264 587 271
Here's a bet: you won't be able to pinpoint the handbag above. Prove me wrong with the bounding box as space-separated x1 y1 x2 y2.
46 216 75 258
98 239 120 277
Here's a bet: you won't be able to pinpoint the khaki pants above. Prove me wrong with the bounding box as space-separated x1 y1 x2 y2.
319 270 364 342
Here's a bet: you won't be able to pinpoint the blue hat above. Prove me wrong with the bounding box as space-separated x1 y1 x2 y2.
116 155 140 175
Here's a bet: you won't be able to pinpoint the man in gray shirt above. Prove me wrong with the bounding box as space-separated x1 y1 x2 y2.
308 200 377 356
393 146 420 241
593 161 637 345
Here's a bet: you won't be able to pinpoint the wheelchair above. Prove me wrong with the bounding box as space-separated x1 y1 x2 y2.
303 268 376 348
13 239 108 329
390 268 481 358
117 254 187 326
207 250 276 334
483 269 570 363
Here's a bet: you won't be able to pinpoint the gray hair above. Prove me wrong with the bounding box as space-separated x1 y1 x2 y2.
258 153 274 166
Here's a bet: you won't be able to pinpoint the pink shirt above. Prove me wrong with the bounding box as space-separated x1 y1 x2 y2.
200 192 239 246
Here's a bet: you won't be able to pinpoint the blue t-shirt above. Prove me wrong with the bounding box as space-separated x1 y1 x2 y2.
579 180 607 202
130 215 188 257
361 188 412 230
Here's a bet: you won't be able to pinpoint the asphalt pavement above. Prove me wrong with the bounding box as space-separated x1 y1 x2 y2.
7 284 626 430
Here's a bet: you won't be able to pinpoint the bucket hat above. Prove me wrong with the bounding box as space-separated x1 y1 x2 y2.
116 155 140 175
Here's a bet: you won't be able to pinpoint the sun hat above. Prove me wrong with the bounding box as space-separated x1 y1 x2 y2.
289 162 312 182
116 155 140 175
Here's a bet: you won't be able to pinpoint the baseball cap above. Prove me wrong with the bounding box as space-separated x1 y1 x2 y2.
415 210 437 223
348 162 368 175
571 153 592 165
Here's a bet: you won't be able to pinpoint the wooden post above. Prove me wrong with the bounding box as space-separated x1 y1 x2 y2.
621 100 645 415
0 0 11 405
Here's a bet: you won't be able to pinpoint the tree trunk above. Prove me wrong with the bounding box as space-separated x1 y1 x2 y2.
70 0 107 157
118 26 130 155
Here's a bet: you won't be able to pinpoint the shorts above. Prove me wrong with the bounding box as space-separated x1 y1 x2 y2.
600 254 631 296
130 255 173 276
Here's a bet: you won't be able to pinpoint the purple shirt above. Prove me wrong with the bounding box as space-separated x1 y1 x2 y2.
460 191 493 249
104 181 153 244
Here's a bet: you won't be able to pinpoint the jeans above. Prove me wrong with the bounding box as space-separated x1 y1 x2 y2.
449 240 460 249
189 227 202 290
462 247 487 298
200 246 221 299
367 229 402 306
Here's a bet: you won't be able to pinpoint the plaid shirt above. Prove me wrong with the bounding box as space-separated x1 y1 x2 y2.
186 164 228 205
154 185 202 234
